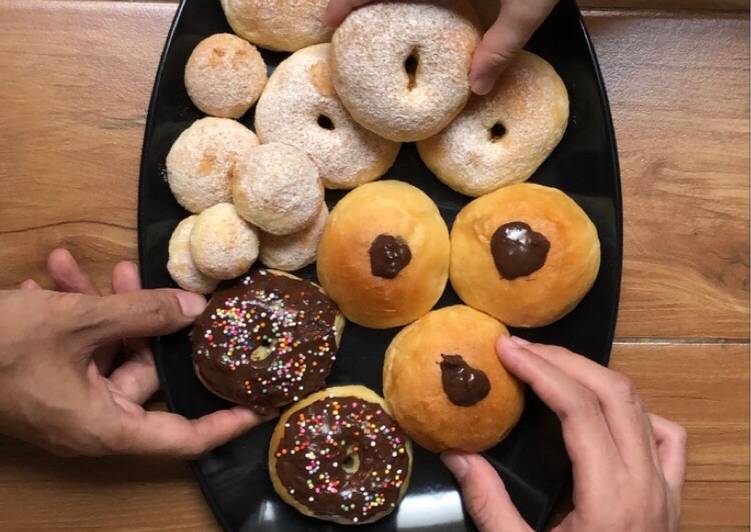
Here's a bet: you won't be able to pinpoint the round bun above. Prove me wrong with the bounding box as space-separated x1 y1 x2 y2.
189 202 259 280
317 180 450 329
233 143 324 235
331 0 480 142
167 216 219 294
193 270 345 411
219 0 332 52
166 117 258 213
255 44 400 189
185 33 268 119
450 183 601 327
269 385 412 525
260 204 328 272
418 51 569 197
383 305 524 453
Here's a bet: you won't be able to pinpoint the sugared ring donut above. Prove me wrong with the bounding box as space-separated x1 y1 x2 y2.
418 51 569 197
192 269 345 412
331 0 480 142
260 204 329 272
166 117 258 213
167 216 219 294
255 44 400 190
220 0 332 52
185 33 268 119
269 385 413 525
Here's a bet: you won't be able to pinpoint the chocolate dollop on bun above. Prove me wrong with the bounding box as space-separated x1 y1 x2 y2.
192 269 345 412
383 305 524 453
317 180 450 329
269 385 413 525
450 183 601 328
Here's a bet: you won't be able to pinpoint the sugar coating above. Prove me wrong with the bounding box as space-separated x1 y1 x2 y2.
166 117 259 213
255 44 400 189
167 216 219 294
233 143 324 236
260 204 328 272
331 0 480 142
190 203 259 280
185 33 268 119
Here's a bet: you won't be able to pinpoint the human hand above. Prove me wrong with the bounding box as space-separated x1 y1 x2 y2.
321 0 558 95
0 248 273 457
441 337 686 532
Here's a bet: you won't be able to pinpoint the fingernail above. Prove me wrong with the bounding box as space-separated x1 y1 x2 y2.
441 452 469 480
470 74 494 96
176 291 207 318
510 336 531 346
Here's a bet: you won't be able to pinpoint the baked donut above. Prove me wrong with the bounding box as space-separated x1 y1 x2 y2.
167 216 219 294
450 183 601 327
260 204 328 272
189 202 259 280
316 180 450 329
184 33 267 119
383 305 524 453
269 385 412 525
166 117 258 213
192 269 345 411
233 143 324 235
330 0 480 142
220 0 332 52
255 44 400 189
418 51 569 197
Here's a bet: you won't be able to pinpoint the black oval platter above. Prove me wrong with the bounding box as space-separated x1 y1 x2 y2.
137 1 622 530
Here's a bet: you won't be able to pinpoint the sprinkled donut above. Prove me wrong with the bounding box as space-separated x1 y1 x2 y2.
331 0 481 142
269 385 413 525
418 51 569 197
192 269 345 412
255 44 400 189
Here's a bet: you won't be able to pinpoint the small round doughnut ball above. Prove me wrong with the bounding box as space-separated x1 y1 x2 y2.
190 202 259 280
233 143 324 235
167 216 219 294
255 44 400 189
220 0 332 52
450 183 601 328
317 180 450 329
418 52 569 197
384 305 524 453
269 385 413 525
260 204 328 272
166 117 259 213
331 0 481 142
185 33 268 119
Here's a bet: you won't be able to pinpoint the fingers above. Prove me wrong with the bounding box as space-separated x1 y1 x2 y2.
47 248 100 295
441 453 530 532
20 279 41 290
497 337 621 487
112 261 141 293
321 0 372 27
108 347 160 404
648 413 687 496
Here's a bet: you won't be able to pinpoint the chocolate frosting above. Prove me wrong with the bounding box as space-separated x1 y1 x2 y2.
192 270 340 410
369 234 411 279
274 395 410 523
440 354 491 407
490 221 550 279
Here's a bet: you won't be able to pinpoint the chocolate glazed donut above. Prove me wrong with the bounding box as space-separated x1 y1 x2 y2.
192 269 345 411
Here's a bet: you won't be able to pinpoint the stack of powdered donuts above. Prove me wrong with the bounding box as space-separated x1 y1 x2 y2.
162 0 601 525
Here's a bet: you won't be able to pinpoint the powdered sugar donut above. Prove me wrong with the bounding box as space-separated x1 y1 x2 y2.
255 44 400 189
260 204 328 272
331 0 480 142
166 118 259 213
167 216 219 294
418 51 569 197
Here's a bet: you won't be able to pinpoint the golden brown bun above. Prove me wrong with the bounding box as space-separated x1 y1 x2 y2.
269 385 413 525
316 180 450 329
383 305 523 453
450 183 601 327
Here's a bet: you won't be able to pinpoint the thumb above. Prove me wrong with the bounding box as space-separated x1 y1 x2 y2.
442 452 531 532
81 289 207 345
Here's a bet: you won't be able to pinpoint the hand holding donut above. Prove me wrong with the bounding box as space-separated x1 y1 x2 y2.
322 0 559 95
0 249 272 457
442 336 687 532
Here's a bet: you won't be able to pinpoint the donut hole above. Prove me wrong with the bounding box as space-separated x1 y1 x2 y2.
317 114 335 130
251 337 275 362
342 446 360 474
404 50 419 91
489 122 507 142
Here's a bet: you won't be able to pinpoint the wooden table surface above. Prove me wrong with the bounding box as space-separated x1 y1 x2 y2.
0 0 748 530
